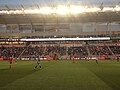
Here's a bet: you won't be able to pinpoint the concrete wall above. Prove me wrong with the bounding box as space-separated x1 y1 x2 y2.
0 23 120 37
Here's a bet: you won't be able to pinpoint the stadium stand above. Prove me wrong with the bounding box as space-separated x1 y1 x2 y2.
0 1 120 61
0 40 120 60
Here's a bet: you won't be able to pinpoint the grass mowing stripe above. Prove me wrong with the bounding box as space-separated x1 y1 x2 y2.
83 60 120 90
0 61 55 87
0 61 36 87
0 60 120 90
3 60 113 90
72 61 113 90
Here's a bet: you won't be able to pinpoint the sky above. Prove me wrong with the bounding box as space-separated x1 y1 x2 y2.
0 0 119 5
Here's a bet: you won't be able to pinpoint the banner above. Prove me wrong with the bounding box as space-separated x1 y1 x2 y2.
0 58 4 61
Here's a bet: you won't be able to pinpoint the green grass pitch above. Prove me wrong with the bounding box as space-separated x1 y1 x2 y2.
0 60 120 90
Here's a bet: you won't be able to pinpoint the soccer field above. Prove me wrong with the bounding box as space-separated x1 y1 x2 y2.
0 60 120 90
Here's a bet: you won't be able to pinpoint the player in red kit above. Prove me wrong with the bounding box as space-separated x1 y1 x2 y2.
8 56 13 69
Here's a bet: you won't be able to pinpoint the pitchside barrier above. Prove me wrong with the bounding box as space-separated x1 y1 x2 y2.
20 57 53 61
80 57 105 60
0 56 113 61
0 58 4 61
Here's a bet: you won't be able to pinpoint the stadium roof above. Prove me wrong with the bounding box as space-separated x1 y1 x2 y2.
0 0 119 24
0 1 120 37
0 12 120 24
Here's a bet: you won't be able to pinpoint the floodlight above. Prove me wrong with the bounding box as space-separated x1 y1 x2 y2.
103 7 114 12
56 5 70 15
114 6 120 11
87 7 101 12
39 7 52 14
70 5 86 14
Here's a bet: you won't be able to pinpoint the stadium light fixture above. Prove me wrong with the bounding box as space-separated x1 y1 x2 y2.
56 5 70 15
0 10 9 14
86 7 101 12
54 35 57 37
114 6 120 11
116 5 119 8
39 7 53 14
1 5 120 15
24 10 36 14
70 5 86 14
103 7 114 12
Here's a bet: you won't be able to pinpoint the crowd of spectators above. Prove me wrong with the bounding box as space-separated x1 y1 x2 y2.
109 46 120 55
89 46 112 56
0 44 120 60
0 46 25 59
67 47 88 57
45 46 66 56
22 46 45 57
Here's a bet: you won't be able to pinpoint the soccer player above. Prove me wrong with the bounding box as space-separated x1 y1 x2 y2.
8 56 13 69
34 56 41 69
117 57 119 62
95 57 99 64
